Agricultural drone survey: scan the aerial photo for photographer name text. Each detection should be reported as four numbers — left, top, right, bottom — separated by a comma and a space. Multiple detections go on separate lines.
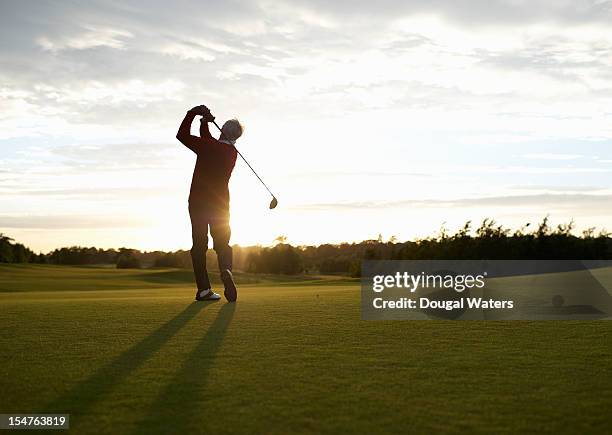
371, 272, 514, 311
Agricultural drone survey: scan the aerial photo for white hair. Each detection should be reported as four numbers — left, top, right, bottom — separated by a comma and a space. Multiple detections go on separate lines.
221, 119, 244, 142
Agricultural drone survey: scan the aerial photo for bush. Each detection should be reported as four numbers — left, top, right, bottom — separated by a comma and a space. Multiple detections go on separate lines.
153, 251, 191, 268
116, 250, 141, 269
247, 244, 303, 274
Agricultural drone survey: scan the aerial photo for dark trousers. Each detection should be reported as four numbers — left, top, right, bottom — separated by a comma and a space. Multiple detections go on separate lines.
189, 203, 233, 290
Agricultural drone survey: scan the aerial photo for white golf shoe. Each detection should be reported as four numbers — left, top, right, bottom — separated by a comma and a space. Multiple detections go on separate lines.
195, 289, 221, 301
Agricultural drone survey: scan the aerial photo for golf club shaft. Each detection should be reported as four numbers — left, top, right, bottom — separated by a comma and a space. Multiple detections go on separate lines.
212, 120, 276, 199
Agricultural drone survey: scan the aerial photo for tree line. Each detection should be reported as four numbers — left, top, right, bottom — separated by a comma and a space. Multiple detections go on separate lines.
1, 218, 611, 275
0, 234, 42, 263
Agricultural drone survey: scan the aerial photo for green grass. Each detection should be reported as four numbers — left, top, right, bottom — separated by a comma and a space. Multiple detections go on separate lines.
0, 264, 353, 292
0, 265, 611, 434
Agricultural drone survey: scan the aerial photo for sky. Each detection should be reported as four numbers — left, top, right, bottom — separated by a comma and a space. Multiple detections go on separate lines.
1, 0, 612, 252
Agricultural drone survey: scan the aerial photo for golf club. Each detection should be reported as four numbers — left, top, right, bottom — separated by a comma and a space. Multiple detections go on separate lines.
211, 119, 278, 210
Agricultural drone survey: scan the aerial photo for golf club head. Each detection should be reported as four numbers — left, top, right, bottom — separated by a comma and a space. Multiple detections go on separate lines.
269, 197, 278, 209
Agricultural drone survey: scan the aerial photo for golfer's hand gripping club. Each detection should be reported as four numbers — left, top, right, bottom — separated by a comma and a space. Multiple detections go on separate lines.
190, 105, 215, 122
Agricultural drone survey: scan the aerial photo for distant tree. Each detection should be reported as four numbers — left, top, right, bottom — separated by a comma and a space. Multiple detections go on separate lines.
0, 234, 34, 263
247, 244, 302, 274
32, 253, 48, 264
0, 234, 15, 263
274, 235, 288, 244
47, 246, 119, 265
116, 248, 141, 269
319, 258, 352, 274
12, 243, 30, 263
348, 260, 361, 277
153, 251, 191, 268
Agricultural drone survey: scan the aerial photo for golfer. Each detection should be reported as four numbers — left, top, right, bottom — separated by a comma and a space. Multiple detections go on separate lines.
176, 105, 243, 302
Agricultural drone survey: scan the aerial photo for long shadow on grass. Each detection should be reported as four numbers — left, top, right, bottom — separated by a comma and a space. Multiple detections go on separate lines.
135, 303, 236, 434
43, 302, 208, 418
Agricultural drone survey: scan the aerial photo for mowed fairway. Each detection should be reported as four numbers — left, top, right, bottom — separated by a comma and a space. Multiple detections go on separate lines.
1, 265, 611, 434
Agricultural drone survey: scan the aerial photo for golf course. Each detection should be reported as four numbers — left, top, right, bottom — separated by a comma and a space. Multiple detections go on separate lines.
1, 264, 611, 434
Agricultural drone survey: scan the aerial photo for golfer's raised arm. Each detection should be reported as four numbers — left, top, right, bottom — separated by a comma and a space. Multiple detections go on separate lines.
200, 117, 213, 140
176, 110, 200, 154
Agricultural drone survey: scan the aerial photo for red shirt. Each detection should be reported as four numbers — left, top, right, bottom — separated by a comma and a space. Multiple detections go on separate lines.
176, 113, 237, 212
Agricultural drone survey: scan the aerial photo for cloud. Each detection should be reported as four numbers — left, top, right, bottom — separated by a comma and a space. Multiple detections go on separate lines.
37, 78, 178, 105
2, 0, 612, 129
36, 26, 133, 52
511, 185, 608, 192
293, 194, 612, 211
1, 1, 612, 249
522, 153, 585, 160
475, 34, 612, 84
0, 186, 180, 200
0, 214, 146, 229
277, 0, 612, 26
291, 170, 434, 179
456, 165, 612, 175
160, 43, 216, 61
384, 33, 437, 52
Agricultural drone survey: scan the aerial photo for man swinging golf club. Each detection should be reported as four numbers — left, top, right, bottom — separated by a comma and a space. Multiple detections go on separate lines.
176, 105, 242, 302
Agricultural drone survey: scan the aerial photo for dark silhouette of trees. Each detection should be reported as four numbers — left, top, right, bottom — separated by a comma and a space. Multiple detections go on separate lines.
152, 250, 191, 268
1, 217, 610, 274
116, 248, 141, 269
394, 217, 610, 262
0, 233, 37, 263
247, 243, 303, 274
48, 246, 119, 265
